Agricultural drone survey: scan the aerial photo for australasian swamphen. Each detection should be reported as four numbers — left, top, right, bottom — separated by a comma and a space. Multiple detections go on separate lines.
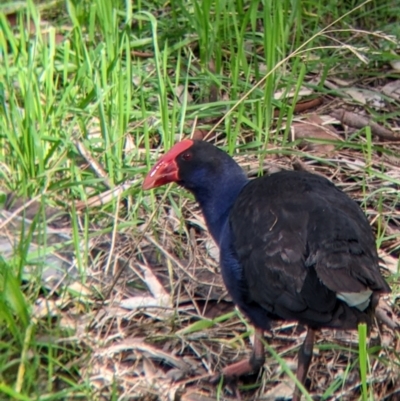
142, 139, 391, 400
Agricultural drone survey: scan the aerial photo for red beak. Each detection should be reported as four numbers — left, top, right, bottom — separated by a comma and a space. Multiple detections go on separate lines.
142, 139, 194, 190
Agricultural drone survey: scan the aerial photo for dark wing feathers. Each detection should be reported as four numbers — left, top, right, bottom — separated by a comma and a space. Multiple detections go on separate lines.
229, 171, 390, 328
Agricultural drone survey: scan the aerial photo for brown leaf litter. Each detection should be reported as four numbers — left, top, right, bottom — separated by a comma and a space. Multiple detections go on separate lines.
291, 113, 342, 154
332, 109, 400, 141
84, 132, 400, 400
2, 53, 400, 400
4, 139, 399, 401
3, 115, 400, 400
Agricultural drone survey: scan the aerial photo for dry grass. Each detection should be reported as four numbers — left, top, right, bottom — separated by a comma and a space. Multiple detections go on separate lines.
1, 1, 400, 400
2, 71, 400, 399
27, 122, 399, 400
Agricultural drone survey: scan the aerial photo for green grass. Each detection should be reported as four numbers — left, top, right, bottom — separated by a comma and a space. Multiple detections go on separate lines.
358, 323, 369, 401
0, 0, 399, 399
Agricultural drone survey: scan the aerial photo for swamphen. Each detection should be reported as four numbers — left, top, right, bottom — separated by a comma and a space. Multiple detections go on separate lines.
142, 139, 391, 400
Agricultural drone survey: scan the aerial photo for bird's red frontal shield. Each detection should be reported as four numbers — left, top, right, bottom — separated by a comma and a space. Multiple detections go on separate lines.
142, 139, 194, 190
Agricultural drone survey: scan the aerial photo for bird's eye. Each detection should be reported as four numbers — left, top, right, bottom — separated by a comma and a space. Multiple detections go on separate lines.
181, 152, 192, 161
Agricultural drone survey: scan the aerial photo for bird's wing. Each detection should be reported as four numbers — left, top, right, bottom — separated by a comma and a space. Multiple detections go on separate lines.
228, 172, 390, 325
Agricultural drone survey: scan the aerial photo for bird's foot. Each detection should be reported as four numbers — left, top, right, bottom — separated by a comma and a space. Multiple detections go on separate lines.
210, 352, 265, 384
210, 359, 255, 384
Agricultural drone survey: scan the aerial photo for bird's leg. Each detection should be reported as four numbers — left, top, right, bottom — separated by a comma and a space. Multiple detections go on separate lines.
210, 327, 265, 383
293, 328, 315, 401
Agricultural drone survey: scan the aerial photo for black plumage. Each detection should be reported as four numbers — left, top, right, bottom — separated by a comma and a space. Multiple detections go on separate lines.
229, 171, 388, 329
143, 139, 391, 400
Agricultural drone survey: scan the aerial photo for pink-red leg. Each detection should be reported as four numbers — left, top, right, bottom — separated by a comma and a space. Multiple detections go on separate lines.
211, 327, 265, 383
293, 328, 315, 401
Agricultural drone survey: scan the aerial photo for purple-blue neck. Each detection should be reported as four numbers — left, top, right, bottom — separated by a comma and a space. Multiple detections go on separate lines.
190, 167, 248, 244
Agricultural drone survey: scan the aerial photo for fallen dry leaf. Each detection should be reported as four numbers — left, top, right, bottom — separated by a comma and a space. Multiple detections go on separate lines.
376, 297, 400, 331
382, 80, 400, 102
343, 88, 385, 109
331, 109, 400, 141
378, 249, 400, 274
104, 338, 193, 372
291, 114, 342, 154
120, 261, 172, 315
274, 86, 314, 100
263, 380, 295, 401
